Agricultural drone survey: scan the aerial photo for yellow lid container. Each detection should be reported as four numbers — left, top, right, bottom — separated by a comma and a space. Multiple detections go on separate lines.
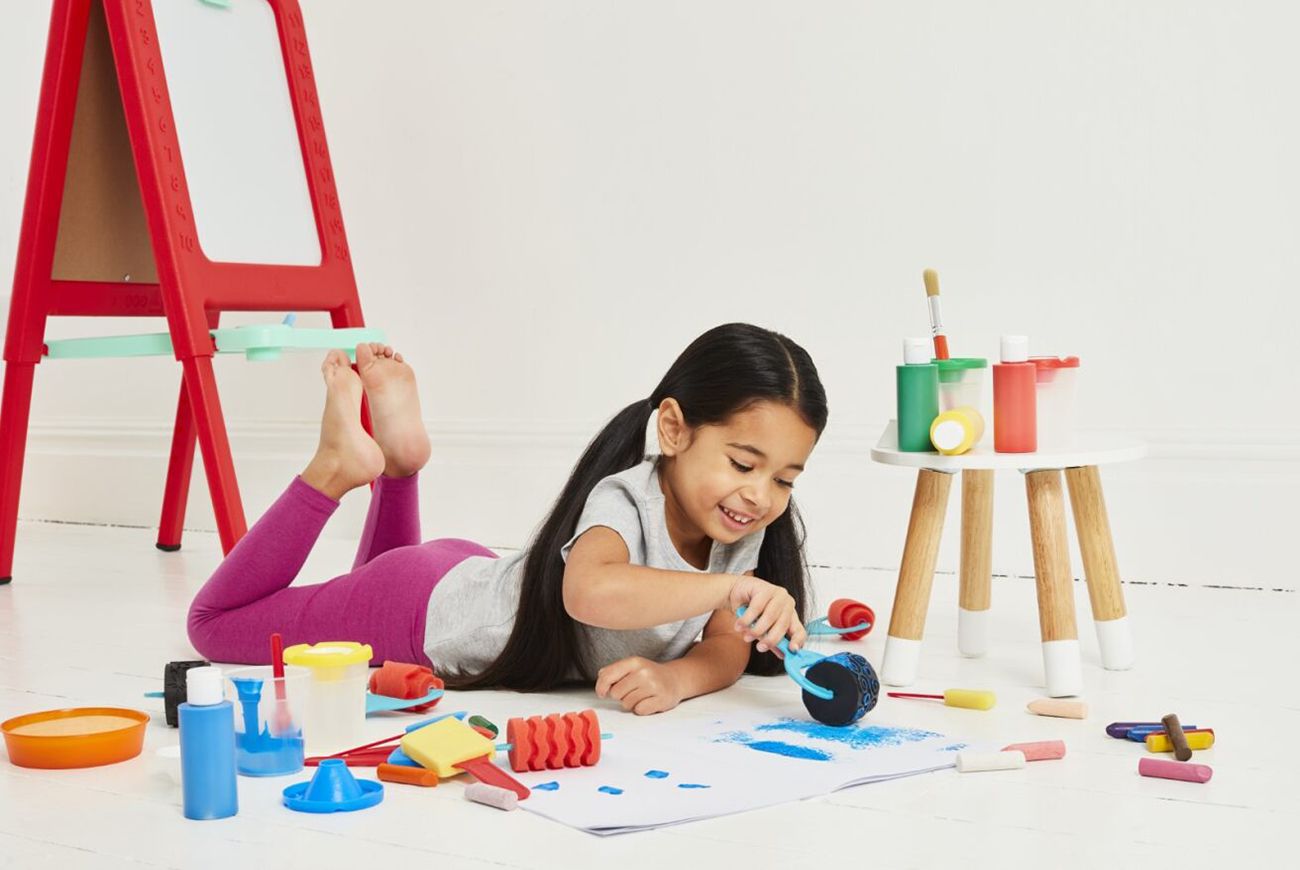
282, 641, 373, 682
930, 406, 986, 455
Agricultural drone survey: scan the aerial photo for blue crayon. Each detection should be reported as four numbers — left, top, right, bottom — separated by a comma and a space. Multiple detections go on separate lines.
1106, 721, 1162, 739
1125, 724, 1196, 742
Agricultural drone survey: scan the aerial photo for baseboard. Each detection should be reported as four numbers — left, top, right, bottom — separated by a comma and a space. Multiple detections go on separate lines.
14, 417, 1298, 590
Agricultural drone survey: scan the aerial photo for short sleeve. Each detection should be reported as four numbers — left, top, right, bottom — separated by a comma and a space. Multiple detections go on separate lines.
560, 477, 646, 564
727, 527, 765, 574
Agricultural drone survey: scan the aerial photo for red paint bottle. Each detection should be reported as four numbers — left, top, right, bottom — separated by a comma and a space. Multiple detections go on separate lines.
993, 335, 1036, 453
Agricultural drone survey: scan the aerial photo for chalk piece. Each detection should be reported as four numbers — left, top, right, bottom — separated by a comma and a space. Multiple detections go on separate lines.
1026, 698, 1088, 719
1146, 730, 1214, 753
377, 763, 438, 787
956, 750, 1026, 773
1001, 740, 1066, 761
1139, 757, 1212, 784
465, 782, 518, 811
1162, 713, 1193, 761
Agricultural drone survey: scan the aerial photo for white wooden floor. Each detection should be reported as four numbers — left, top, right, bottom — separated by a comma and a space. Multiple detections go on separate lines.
1, 520, 1294, 869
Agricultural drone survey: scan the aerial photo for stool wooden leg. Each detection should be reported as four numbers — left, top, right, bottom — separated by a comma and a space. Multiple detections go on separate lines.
958, 469, 994, 657
1025, 469, 1082, 696
882, 469, 953, 686
1066, 465, 1133, 670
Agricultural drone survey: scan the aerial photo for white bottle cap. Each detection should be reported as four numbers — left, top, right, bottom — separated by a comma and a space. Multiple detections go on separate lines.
903, 337, 931, 365
1000, 335, 1029, 363
185, 666, 224, 707
931, 419, 965, 451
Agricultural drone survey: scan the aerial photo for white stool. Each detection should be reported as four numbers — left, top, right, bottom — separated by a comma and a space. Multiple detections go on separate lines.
870, 422, 1146, 697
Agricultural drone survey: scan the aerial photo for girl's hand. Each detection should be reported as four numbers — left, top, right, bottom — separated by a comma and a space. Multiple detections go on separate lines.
595, 656, 684, 715
728, 575, 807, 653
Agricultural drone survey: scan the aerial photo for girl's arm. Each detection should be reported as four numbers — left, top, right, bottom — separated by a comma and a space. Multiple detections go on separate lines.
661, 607, 752, 700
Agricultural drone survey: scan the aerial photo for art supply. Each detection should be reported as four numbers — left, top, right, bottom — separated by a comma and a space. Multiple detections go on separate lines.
178, 667, 238, 820
922, 269, 950, 359
466, 782, 519, 811
805, 598, 875, 641
270, 633, 293, 735
737, 606, 879, 726
1026, 698, 1088, 719
934, 357, 988, 412
282, 758, 384, 813
1106, 721, 1163, 739
897, 338, 940, 452
1029, 356, 1080, 449
377, 763, 438, 787
1147, 730, 1214, 753
505, 710, 602, 772
888, 689, 996, 710
153, 660, 210, 728
224, 666, 307, 776
956, 750, 1026, 772
400, 717, 531, 799
1126, 724, 1198, 742
930, 406, 985, 455
993, 335, 1037, 453
2, 707, 149, 769
1161, 713, 1193, 761
1138, 756, 1212, 784
1001, 740, 1066, 761
282, 641, 372, 754
368, 661, 444, 714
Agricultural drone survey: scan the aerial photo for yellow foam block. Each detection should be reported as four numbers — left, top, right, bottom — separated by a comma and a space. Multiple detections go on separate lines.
943, 689, 996, 710
1146, 731, 1214, 753
400, 717, 495, 777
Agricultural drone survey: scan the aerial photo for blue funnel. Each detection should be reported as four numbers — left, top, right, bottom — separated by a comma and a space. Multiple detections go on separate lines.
282, 759, 383, 813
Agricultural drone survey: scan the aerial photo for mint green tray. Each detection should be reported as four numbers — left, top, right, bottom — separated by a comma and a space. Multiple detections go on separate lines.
43, 325, 387, 363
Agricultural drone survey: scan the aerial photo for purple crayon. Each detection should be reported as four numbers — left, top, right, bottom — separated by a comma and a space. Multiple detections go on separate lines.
1106, 721, 1162, 739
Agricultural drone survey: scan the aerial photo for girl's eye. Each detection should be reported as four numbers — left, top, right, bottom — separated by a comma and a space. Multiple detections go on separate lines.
730, 459, 753, 473
777, 479, 795, 490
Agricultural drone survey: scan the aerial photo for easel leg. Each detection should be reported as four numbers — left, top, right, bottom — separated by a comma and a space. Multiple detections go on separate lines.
1025, 469, 1082, 696
181, 355, 247, 554
0, 362, 38, 584
882, 469, 953, 686
1066, 465, 1133, 670
156, 376, 194, 551
958, 469, 994, 657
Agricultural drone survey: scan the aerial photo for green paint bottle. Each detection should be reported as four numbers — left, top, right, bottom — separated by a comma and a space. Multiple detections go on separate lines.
897, 338, 939, 452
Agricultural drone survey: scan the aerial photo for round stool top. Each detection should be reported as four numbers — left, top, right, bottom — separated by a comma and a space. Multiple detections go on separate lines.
871, 420, 1147, 472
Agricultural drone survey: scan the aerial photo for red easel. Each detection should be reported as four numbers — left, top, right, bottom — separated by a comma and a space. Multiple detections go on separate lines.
1, 0, 367, 583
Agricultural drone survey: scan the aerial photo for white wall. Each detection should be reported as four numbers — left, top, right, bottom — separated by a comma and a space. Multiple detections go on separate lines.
2, 2, 1297, 589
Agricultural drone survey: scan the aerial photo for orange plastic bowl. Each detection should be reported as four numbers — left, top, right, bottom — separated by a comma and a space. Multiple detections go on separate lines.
2, 707, 149, 769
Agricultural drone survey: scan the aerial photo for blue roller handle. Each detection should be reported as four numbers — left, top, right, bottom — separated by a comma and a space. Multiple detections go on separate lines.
735, 607, 834, 701
805, 616, 872, 636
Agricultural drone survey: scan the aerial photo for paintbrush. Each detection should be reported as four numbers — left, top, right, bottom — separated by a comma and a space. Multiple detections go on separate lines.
923, 268, 950, 360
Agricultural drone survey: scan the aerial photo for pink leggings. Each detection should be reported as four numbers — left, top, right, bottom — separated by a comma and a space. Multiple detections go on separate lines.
187, 473, 494, 665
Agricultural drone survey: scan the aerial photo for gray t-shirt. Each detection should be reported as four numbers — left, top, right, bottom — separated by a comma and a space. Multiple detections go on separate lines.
422, 458, 765, 679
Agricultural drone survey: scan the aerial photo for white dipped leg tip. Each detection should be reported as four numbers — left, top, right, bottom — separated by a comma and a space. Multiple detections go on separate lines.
1041, 639, 1083, 697
958, 607, 990, 658
882, 636, 922, 686
1094, 616, 1134, 670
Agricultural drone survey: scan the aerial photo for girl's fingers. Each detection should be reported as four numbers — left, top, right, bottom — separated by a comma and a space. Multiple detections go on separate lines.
789, 620, 808, 652
762, 613, 792, 650
633, 696, 666, 716
595, 659, 639, 697
620, 687, 651, 711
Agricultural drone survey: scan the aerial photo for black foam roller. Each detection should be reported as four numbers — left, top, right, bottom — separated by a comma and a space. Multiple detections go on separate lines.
801, 652, 880, 726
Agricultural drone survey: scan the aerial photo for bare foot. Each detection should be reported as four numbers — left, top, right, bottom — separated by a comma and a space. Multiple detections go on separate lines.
355, 342, 431, 478
300, 350, 385, 500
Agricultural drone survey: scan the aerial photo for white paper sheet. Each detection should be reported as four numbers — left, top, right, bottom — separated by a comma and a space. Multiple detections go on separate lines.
516, 702, 976, 835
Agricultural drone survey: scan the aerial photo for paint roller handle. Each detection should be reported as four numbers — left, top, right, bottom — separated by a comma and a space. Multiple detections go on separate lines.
735, 607, 834, 701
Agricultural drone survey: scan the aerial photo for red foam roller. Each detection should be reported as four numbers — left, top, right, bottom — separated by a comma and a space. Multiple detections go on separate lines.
581, 709, 601, 766
367, 661, 443, 712
828, 598, 875, 641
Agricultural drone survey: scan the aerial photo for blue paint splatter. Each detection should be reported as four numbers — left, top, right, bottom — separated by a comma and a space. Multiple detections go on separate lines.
644, 770, 669, 779
743, 740, 833, 761
678, 783, 711, 789
752, 718, 941, 749
598, 786, 624, 795
941, 743, 968, 752
534, 781, 560, 791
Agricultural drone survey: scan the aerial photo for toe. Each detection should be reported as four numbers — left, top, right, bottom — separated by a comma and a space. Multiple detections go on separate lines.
355, 342, 375, 369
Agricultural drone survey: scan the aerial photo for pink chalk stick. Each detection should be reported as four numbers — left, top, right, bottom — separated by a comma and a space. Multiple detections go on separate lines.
1138, 757, 1213, 784
1001, 740, 1066, 761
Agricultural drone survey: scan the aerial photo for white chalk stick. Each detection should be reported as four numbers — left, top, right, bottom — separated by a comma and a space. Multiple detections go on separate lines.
956, 750, 1026, 773
465, 782, 518, 811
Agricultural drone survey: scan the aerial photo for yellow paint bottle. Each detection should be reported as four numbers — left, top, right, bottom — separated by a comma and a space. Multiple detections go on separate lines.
930, 406, 985, 455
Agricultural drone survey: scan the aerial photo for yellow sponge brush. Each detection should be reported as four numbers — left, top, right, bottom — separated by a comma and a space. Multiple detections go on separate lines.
401, 716, 495, 778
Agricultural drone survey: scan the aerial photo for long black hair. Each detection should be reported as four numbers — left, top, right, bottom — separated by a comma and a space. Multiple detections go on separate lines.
445, 323, 829, 690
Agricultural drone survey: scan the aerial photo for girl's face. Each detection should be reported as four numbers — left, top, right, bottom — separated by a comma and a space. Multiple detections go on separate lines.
656, 399, 819, 549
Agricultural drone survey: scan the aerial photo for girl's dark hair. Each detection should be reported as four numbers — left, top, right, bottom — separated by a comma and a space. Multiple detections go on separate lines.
445, 323, 829, 691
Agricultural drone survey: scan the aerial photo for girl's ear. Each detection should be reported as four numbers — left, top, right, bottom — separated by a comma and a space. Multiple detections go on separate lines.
655, 398, 691, 457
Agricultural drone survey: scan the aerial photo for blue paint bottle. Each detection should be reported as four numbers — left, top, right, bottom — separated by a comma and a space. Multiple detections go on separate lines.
179, 666, 238, 820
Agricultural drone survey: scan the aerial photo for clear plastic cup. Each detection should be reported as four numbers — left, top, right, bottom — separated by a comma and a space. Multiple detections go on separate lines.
223, 664, 309, 776
1030, 356, 1080, 450
934, 358, 988, 414
281, 642, 373, 755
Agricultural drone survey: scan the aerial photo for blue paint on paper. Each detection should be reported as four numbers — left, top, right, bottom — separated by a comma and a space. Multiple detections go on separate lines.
752, 718, 941, 749
678, 783, 711, 789
743, 740, 833, 761
644, 770, 669, 779
598, 786, 624, 795
941, 743, 968, 752
534, 781, 560, 791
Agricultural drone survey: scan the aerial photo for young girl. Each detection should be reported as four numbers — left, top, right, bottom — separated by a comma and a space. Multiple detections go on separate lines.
188, 323, 828, 715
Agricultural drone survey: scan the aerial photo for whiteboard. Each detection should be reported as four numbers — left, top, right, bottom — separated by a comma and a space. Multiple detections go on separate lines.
151, 0, 321, 265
